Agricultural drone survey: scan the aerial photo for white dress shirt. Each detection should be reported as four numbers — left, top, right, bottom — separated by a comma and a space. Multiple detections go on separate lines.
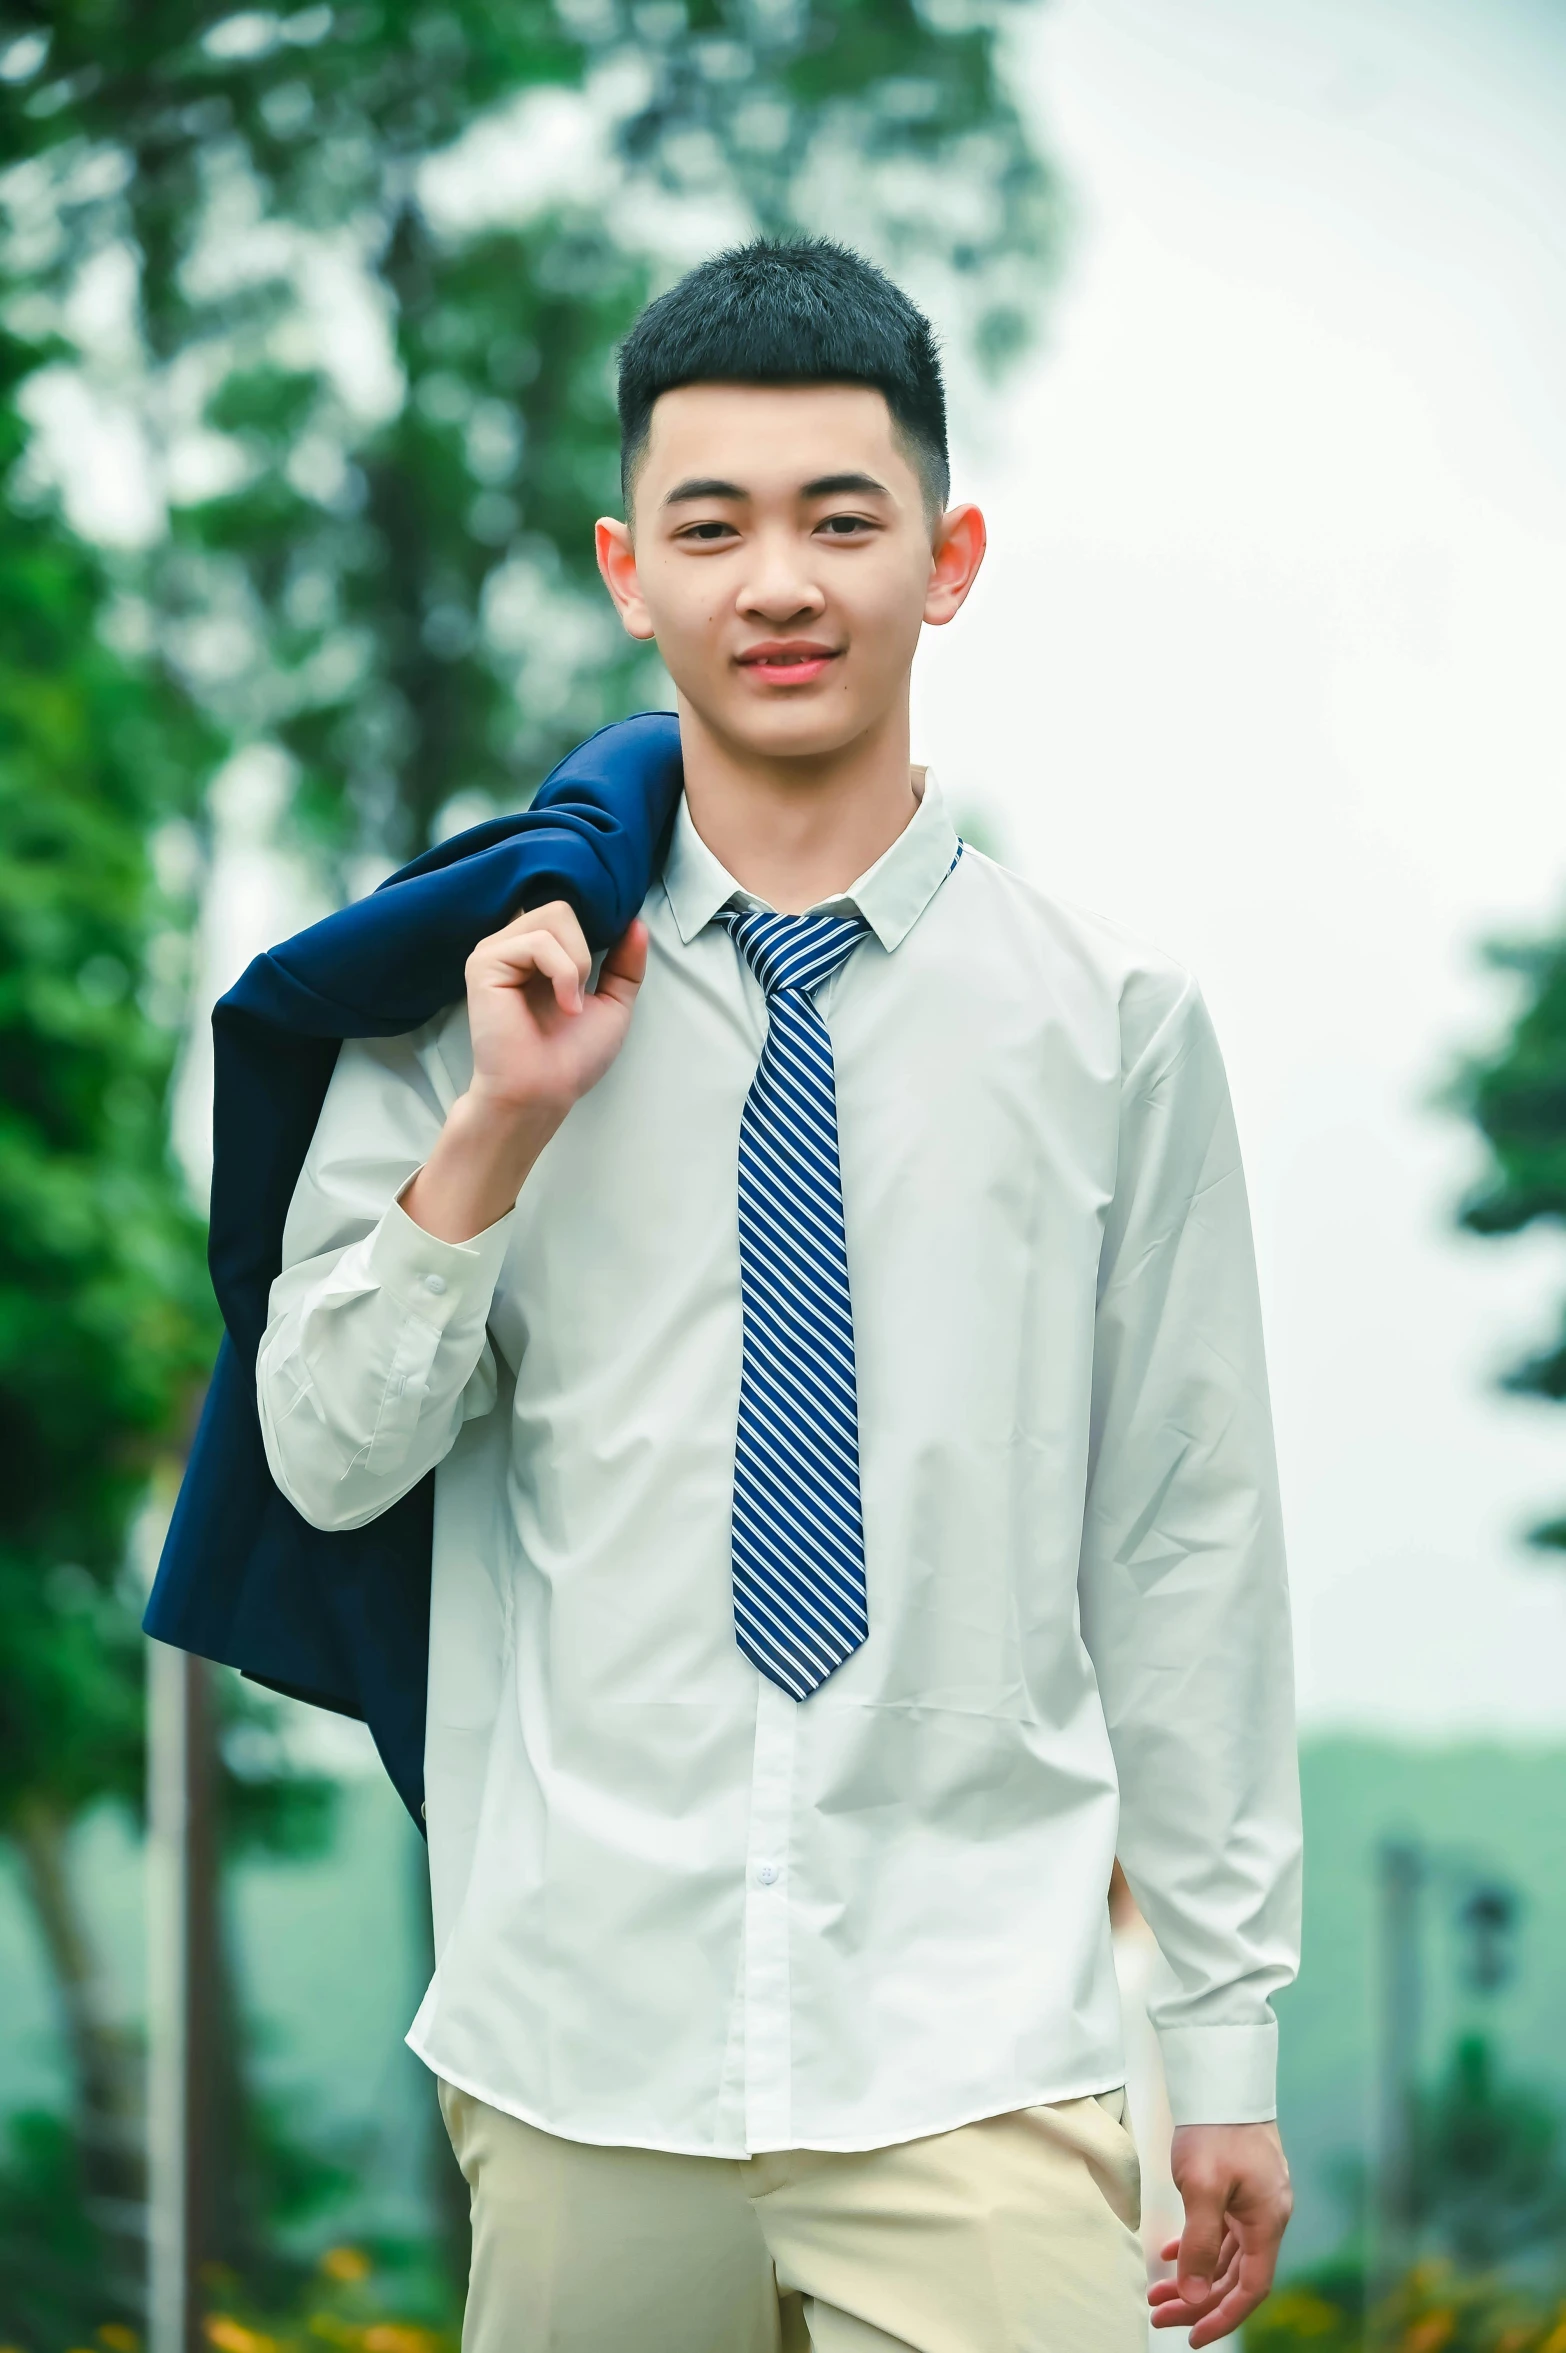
258, 774, 1301, 2156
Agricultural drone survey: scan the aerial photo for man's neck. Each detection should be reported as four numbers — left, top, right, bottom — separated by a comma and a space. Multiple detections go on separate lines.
677, 696, 920, 914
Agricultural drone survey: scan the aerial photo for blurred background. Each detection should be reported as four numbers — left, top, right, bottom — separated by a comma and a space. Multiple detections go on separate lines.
1, 2, 1563, 2349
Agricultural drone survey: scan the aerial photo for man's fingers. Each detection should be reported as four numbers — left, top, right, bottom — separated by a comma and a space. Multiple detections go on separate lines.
1154, 2223, 1277, 2345
491, 898, 591, 982
594, 918, 649, 1011
1186, 2243, 1276, 2349
1151, 2239, 1240, 2305
1151, 2272, 1240, 2335
1150, 2236, 1238, 2311
1175, 2175, 1229, 2307
480, 928, 583, 1012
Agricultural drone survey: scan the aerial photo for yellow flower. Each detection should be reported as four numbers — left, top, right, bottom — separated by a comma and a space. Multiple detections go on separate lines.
319, 2247, 373, 2285
361, 2330, 439, 2353
99, 2330, 142, 2353
1404, 2315, 1456, 2353
204, 2319, 280, 2353
1538, 2320, 1566, 2353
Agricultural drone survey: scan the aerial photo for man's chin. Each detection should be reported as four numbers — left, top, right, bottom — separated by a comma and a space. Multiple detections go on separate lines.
685, 696, 872, 768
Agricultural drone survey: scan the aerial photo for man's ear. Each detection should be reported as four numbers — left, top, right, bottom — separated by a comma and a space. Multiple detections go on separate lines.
595, 517, 656, 642
923, 503, 987, 628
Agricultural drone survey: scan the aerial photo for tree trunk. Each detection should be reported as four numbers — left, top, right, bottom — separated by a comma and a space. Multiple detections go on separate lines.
10, 1793, 146, 2315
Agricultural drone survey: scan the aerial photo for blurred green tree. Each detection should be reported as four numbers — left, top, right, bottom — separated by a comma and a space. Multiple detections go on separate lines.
1456, 931, 1566, 1555
0, 312, 218, 2311
0, 2110, 107, 2352
1415, 2032, 1566, 2272
0, 0, 1060, 867
0, 316, 339, 2323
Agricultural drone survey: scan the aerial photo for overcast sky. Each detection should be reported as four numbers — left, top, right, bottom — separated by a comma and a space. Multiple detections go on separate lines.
915, 0, 1566, 1733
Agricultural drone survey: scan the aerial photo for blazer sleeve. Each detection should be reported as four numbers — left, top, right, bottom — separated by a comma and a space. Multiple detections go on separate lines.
256, 1007, 513, 1533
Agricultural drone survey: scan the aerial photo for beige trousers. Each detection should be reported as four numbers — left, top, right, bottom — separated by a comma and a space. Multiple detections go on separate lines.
439, 2081, 1146, 2353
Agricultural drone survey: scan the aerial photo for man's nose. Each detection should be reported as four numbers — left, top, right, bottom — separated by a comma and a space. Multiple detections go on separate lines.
736, 539, 826, 623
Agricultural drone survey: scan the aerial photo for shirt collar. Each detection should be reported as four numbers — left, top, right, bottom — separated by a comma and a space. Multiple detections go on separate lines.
661, 769, 961, 954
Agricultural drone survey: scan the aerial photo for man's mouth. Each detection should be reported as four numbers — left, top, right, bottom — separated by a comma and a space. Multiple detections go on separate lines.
735, 641, 842, 686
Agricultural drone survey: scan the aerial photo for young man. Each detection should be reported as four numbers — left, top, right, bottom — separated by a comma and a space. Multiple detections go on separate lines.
257, 241, 1300, 2351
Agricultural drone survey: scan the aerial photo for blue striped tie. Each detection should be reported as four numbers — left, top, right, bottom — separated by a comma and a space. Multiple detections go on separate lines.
719, 906, 871, 1699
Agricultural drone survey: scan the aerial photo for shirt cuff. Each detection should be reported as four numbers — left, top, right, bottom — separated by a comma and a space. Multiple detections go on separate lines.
1156, 2022, 1278, 2126
366, 1192, 513, 1327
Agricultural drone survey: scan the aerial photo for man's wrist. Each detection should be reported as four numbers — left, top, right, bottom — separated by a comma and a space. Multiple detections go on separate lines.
404, 1087, 565, 1242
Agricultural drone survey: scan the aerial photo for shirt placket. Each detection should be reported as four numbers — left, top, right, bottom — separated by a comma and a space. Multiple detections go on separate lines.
740, 1676, 798, 2151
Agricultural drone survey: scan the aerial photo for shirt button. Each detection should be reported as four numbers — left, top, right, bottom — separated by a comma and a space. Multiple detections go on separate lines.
422, 1273, 447, 1297
755, 1862, 779, 1887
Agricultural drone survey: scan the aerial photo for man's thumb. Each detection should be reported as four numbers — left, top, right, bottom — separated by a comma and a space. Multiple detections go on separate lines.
1176, 2185, 1226, 2303
595, 917, 649, 1007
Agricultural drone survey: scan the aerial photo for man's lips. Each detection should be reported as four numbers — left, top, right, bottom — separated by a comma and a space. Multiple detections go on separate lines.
735, 642, 842, 686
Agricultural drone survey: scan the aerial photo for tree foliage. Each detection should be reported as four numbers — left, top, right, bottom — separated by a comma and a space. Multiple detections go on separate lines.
0, 0, 1060, 865
0, 2109, 108, 2353
0, 315, 216, 1827
0, 306, 214, 2314
0, 307, 339, 2322
1455, 930, 1566, 1553
1414, 2032, 1566, 2273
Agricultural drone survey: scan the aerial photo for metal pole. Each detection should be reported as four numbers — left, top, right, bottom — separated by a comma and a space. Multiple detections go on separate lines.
147, 1640, 187, 2353
147, 1644, 217, 2353
1371, 1838, 1424, 2340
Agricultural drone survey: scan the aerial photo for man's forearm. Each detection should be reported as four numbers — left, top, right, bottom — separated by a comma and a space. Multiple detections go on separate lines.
402, 1089, 564, 1244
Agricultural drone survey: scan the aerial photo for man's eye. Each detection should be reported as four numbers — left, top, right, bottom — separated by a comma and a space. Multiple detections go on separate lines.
679, 521, 735, 542
818, 514, 874, 537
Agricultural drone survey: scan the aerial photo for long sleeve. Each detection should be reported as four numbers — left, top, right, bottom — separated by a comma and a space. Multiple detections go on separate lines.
1078, 972, 1302, 2127
257, 1012, 512, 1533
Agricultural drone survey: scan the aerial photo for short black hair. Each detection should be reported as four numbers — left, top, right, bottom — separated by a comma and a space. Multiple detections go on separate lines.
617, 237, 949, 516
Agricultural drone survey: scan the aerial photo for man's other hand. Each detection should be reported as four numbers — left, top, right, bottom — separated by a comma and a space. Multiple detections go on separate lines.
1148, 2121, 1292, 2346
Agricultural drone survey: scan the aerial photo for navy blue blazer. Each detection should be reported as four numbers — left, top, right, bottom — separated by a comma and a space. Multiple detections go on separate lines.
144, 713, 684, 1825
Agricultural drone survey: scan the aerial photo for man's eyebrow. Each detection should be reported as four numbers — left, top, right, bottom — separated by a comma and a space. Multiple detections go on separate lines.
663, 476, 747, 506
801, 472, 892, 499
660, 470, 894, 507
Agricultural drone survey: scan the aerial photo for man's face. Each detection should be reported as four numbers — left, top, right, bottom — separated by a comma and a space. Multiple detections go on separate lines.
595, 382, 983, 765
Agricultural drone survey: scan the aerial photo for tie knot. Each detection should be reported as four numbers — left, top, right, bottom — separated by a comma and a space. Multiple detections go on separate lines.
719, 907, 870, 1001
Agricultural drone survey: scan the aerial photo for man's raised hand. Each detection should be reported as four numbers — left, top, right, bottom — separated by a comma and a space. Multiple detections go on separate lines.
465, 901, 648, 1117
403, 902, 648, 1245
